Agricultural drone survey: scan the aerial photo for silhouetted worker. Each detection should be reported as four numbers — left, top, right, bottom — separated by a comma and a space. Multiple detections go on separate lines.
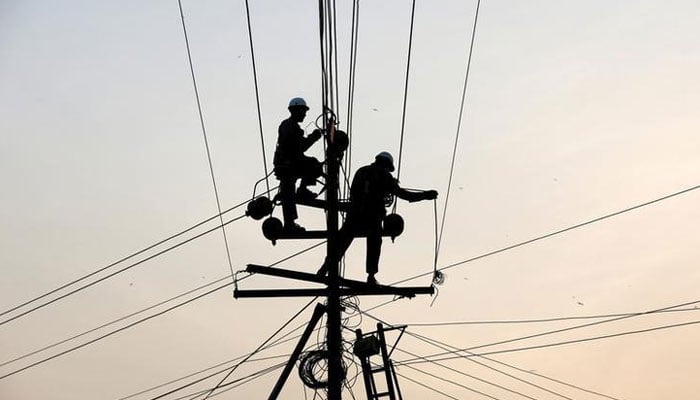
318, 152, 438, 284
273, 97, 324, 232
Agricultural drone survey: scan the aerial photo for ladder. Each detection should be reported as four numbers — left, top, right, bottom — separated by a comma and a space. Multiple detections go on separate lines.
354, 324, 405, 400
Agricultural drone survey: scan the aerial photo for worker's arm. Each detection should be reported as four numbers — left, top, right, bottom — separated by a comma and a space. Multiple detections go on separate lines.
301, 129, 323, 152
395, 187, 438, 203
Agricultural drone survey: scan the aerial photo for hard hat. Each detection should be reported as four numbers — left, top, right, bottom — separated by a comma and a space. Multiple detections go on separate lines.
288, 97, 309, 110
375, 151, 395, 172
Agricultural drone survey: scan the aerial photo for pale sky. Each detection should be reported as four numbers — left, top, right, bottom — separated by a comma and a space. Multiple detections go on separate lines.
1, 1, 700, 399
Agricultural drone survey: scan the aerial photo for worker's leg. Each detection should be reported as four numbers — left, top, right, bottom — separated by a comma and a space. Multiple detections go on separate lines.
365, 218, 383, 282
278, 176, 298, 227
318, 217, 356, 276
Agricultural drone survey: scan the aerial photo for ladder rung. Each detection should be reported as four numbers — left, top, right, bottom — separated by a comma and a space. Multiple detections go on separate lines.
373, 392, 391, 398
371, 366, 386, 373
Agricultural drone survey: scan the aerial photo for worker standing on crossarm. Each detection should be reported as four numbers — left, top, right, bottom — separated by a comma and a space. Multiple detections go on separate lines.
273, 97, 324, 232
318, 152, 438, 284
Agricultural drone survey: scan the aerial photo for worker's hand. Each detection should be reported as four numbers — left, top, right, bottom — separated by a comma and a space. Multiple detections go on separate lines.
309, 128, 323, 141
423, 190, 438, 200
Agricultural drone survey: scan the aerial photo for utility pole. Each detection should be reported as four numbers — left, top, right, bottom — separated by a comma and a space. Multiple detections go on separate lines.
237, 119, 433, 399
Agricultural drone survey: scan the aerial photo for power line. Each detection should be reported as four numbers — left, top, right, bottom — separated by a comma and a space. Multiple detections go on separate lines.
177, 0, 236, 281
394, 0, 417, 186
398, 318, 700, 365
406, 331, 577, 400
394, 182, 700, 285
0, 214, 246, 327
403, 307, 700, 327
0, 281, 234, 381
361, 310, 575, 400
436, 0, 481, 265
152, 298, 318, 400
400, 364, 504, 400
243, 0, 271, 196
0, 197, 251, 321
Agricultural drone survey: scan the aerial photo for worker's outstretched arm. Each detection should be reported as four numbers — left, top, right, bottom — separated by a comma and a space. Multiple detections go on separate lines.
396, 188, 438, 203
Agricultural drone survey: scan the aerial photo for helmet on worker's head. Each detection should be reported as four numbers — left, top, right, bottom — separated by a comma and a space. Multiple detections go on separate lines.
375, 151, 395, 172
288, 97, 309, 110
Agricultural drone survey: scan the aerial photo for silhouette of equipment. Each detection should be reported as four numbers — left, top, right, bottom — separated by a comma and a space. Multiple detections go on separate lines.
233, 265, 433, 298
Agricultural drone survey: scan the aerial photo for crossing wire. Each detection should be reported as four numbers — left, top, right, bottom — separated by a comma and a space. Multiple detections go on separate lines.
394, 0, 417, 188
187, 298, 318, 400
0, 195, 254, 322
399, 318, 700, 366
0, 280, 234, 381
436, 0, 481, 265
177, 0, 236, 280
400, 364, 503, 400
361, 310, 576, 400
0, 214, 246, 327
1, 241, 325, 380
398, 298, 700, 364
244, 0, 271, 195
394, 182, 700, 286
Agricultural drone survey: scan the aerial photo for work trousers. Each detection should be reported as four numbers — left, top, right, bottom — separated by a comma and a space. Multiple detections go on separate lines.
275, 156, 321, 224
332, 213, 383, 275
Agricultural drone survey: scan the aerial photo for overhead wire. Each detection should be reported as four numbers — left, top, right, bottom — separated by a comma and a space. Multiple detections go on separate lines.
0, 214, 246, 327
0, 195, 255, 322
397, 299, 700, 364
195, 298, 319, 400
435, 0, 481, 265
360, 310, 575, 400
393, 0, 417, 190
399, 364, 503, 400
177, 0, 236, 281
2, 241, 325, 382
243, 0, 271, 196
406, 331, 577, 400
393, 182, 700, 286
403, 306, 700, 327
399, 318, 700, 365
0, 280, 234, 381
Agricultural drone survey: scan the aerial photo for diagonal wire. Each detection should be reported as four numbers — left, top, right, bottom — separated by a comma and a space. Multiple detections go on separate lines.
394, 182, 700, 285
0, 281, 234, 381
0, 214, 246, 327
435, 0, 481, 264
0, 196, 252, 321
177, 0, 236, 281
394, 0, 417, 187
243, 0, 271, 195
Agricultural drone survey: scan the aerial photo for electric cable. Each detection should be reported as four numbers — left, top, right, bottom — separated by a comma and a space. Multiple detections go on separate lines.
0, 280, 234, 381
400, 299, 700, 363
177, 0, 236, 281
403, 307, 700, 327
399, 318, 700, 365
394, 346, 536, 400
393, 182, 700, 286
393, 0, 417, 188
0, 196, 253, 321
360, 310, 574, 400
395, 370, 460, 400
0, 214, 246, 327
406, 331, 576, 400
400, 364, 503, 400
243, 0, 271, 196
2, 241, 324, 383
195, 298, 319, 400
435, 0, 481, 265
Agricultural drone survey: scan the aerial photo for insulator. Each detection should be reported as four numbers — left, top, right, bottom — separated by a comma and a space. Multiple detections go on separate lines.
330, 130, 349, 154
383, 213, 404, 241
261, 217, 283, 243
433, 271, 446, 285
246, 197, 273, 220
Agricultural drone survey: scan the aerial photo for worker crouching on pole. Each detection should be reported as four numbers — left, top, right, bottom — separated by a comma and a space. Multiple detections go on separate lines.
273, 97, 324, 232
318, 152, 438, 284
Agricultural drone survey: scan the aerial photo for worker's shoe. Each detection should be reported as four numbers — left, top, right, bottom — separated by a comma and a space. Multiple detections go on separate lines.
296, 187, 318, 202
283, 223, 306, 233
366, 275, 379, 286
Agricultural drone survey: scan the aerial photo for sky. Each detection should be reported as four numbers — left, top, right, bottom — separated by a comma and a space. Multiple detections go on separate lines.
1, 0, 700, 399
